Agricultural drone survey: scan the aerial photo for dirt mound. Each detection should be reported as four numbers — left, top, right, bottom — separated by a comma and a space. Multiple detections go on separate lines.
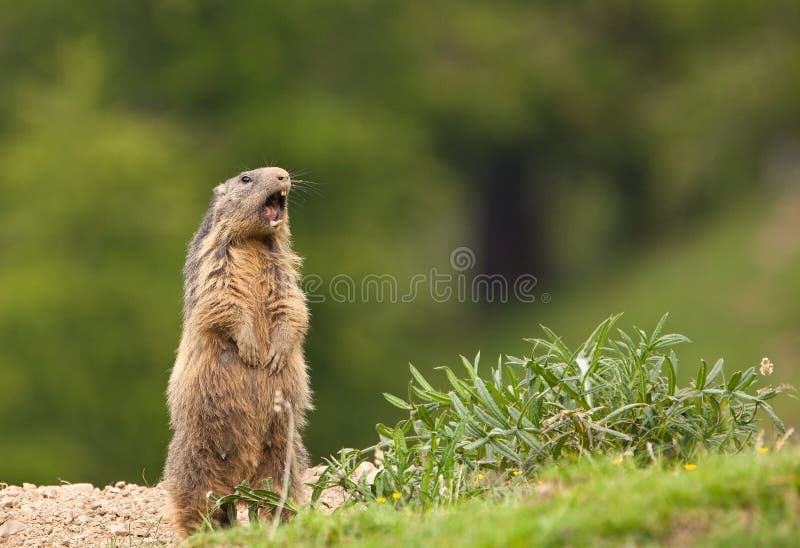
0, 465, 353, 546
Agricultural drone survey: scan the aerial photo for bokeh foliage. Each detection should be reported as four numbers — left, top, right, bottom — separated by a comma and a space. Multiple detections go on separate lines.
1, 1, 799, 484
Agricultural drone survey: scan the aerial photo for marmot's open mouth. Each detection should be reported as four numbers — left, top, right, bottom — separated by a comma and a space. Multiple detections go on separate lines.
261, 190, 287, 228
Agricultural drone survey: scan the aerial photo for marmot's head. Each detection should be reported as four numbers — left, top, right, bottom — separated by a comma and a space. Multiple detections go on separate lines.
211, 166, 292, 240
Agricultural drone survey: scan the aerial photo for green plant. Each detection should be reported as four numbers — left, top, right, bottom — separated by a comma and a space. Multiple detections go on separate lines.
311, 314, 789, 508
207, 479, 299, 527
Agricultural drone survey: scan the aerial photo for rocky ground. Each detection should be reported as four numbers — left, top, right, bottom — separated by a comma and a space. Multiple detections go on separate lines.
0, 465, 352, 547
0, 481, 174, 547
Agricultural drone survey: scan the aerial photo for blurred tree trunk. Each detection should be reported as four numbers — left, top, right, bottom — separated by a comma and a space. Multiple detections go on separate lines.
478, 148, 548, 282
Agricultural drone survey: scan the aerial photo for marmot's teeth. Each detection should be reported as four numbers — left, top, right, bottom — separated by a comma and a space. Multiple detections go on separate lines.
280, 190, 288, 197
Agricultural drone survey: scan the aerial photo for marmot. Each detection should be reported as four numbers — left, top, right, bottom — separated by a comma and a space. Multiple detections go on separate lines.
163, 166, 311, 537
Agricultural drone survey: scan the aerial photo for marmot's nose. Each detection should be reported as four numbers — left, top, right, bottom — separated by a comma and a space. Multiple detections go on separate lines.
275, 169, 292, 196
260, 166, 291, 186
274, 168, 290, 182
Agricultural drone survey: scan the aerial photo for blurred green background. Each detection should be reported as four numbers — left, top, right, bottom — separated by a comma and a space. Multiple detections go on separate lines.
1, 1, 799, 485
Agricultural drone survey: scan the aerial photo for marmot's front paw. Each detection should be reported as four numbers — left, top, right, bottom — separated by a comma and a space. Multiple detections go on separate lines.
263, 327, 292, 375
233, 330, 263, 368
238, 343, 262, 368
263, 345, 287, 375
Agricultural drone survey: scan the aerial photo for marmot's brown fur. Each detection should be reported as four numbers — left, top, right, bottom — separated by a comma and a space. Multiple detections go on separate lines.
163, 166, 311, 537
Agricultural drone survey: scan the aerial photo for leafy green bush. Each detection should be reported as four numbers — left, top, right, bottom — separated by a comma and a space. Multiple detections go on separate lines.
311, 315, 789, 508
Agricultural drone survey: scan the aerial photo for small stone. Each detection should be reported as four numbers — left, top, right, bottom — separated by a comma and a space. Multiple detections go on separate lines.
76, 515, 89, 525
22, 483, 36, 490
115, 481, 126, 489
109, 523, 130, 537
353, 461, 379, 484
107, 487, 121, 494
63, 483, 94, 493
0, 519, 28, 537
1, 497, 15, 508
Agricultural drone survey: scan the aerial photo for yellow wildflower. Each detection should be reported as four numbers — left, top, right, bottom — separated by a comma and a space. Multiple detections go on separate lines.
759, 447, 769, 454
611, 457, 623, 465
683, 464, 697, 471
512, 470, 522, 476
376, 497, 387, 504
392, 492, 402, 500
477, 473, 485, 480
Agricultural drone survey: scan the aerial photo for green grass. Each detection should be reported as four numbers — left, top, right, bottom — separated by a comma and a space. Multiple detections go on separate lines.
189, 446, 799, 547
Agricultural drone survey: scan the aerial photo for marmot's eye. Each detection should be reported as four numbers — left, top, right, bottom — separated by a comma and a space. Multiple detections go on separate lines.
240, 175, 252, 183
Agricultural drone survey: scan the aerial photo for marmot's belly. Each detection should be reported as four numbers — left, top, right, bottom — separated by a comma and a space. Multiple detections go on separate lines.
170, 334, 307, 467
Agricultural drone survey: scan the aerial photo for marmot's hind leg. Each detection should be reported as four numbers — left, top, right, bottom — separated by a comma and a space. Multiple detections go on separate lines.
164, 440, 234, 537
166, 481, 211, 537
166, 477, 237, 536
